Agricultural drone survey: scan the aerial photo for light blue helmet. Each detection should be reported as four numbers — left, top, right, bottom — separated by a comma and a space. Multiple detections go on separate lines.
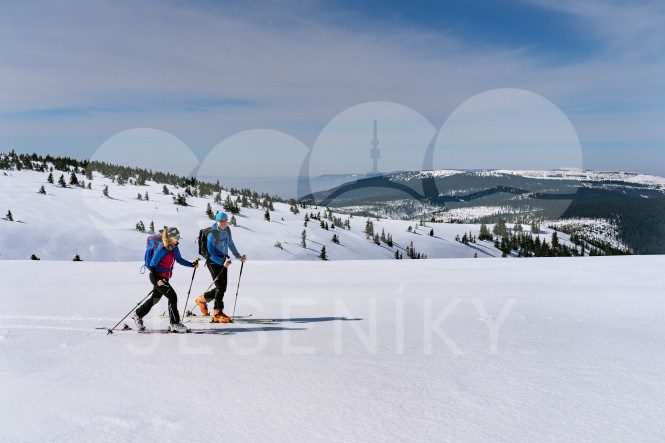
216, 212, 229, 221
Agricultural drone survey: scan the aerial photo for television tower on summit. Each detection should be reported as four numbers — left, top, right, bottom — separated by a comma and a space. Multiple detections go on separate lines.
368, 120, 380, 177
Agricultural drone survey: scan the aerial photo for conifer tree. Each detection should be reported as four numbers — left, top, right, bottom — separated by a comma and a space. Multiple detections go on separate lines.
206, 203, 214, 219
551, 231, 560, 251
69, 172, 79, 186
178, 194, 188, 205
301, 229, 307, 248
58, 174, 66, 187
6, 210, 13, 221
137, 193, 143, 200
224, 194, 240, 214
493, 218, 508, 237
264, 209, 271, 221
500, 237, 509, 257
39, 185, 46, 194
365, 219, 374, 238
319, 246, 327, 261
332, 234, 340, 244
31, 254, 40, 260
87, 182, 91, 190
479, 223, 492, 241
531, 220, 540, 234
231, 215, 238, 227
47, 172, 54, 184
144, 191, 149, 201
103, 185, 109, 197
163, 185, 170, 195
149, 220, 155, 234
407, 241, 415, 259
73, 254, 83, 261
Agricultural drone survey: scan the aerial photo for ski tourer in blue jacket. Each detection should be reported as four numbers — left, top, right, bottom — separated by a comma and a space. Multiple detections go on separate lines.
196, 212, 246, 323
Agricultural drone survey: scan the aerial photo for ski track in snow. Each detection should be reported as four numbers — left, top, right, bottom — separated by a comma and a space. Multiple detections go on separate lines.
2, 258, 665, 442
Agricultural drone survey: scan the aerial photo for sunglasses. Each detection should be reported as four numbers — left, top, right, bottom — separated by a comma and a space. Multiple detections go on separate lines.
173, 236, 180, 240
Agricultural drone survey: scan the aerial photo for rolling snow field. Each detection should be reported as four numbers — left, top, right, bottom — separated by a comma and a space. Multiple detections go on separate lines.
2, 256, 665, 442
0, 167, 582, 262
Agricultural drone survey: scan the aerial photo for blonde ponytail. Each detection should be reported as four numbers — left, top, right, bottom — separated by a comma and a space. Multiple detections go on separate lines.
162, 228, 174, 250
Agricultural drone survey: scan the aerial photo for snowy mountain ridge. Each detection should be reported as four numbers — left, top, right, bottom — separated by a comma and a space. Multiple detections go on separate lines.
398, 169, 665, 187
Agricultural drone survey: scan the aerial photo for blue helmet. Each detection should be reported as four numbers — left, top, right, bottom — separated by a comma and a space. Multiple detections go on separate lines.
216, 212, 229, 221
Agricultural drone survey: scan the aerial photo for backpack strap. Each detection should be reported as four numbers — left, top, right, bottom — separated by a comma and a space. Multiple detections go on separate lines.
209, 228, 222, 248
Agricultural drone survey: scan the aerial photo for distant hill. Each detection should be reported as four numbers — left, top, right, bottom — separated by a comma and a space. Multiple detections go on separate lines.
0, 151, 631, 260
300, 169, 665, 254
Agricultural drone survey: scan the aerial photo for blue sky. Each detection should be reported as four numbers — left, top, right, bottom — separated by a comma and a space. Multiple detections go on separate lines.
324, 0, 597, 60
1, 0, 664, 177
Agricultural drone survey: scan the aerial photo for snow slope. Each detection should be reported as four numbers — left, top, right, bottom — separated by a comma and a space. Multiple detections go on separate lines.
2, 256, 665, 441
1, 168, 577, 262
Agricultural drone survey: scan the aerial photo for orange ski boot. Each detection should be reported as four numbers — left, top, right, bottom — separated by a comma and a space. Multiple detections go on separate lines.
212, 309, 231, 323
196, 295, 209, 316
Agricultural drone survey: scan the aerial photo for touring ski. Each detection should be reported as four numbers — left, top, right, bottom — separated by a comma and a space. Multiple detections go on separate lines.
100, 324, 232, 335
160, 313, 253, 319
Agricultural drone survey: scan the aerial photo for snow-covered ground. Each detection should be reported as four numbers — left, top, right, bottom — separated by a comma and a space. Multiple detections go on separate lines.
1, 167, 578, 262
1, 256, 664, 441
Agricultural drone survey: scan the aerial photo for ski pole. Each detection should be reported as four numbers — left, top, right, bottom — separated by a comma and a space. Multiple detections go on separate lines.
231, 260, 245, 319
107, 289, 154, 335
181, 259, 200, 319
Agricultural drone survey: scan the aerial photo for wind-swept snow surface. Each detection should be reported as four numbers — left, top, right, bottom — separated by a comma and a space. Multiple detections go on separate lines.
1, 256, 665, 441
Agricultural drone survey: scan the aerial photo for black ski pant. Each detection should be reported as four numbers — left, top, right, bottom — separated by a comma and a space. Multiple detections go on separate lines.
202, 259, 228, 313
136, 273, 181, 324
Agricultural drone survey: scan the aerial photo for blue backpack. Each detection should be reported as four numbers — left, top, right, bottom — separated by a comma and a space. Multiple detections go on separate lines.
141, 234, 163, 273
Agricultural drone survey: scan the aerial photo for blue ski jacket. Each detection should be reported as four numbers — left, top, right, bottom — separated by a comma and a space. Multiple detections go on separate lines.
207, 222, 240, 265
